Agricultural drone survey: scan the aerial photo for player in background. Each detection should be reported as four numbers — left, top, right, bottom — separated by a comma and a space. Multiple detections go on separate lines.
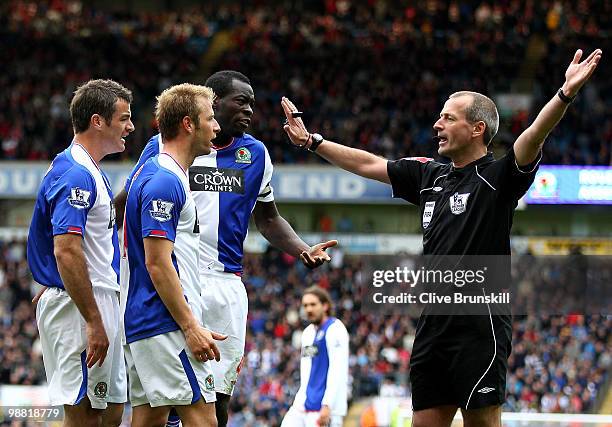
282, 49, 602, 427
122, 84, 226, 427
282, 286, 349, 427
27, 79, 134, 427
115, 70, 337, 426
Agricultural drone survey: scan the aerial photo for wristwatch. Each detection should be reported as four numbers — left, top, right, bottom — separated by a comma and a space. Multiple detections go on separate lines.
308, 133, 324, 152
557, 88, 575, 104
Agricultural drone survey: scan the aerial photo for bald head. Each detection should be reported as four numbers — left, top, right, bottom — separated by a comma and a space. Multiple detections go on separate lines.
449, 91, 499, 145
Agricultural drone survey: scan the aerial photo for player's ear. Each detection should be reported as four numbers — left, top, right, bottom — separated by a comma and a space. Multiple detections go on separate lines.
182, 116, 192, 133
213, 93, 225, 111
90, 114, 103, 130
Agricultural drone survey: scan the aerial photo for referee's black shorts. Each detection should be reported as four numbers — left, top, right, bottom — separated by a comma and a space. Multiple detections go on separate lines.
409, 313, 512, 411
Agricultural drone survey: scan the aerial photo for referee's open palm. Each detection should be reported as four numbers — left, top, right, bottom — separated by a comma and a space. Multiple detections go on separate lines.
564, 48, 602, 96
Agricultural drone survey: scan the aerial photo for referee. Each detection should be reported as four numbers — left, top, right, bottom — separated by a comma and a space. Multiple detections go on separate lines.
281, 48, 601, 427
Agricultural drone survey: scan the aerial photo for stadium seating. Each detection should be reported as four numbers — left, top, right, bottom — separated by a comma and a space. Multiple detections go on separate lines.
1, 0, 609, 165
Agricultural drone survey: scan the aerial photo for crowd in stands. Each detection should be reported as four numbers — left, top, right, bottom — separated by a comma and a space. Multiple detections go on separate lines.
1, 238, 609, 425
0, 0, 609, 165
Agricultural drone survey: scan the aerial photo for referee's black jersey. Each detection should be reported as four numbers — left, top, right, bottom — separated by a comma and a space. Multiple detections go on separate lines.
387, 148, 541, 256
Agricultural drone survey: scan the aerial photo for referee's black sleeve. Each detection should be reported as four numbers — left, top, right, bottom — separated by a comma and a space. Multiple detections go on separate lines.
498, 146, 542, 201
387, 158, 430, 205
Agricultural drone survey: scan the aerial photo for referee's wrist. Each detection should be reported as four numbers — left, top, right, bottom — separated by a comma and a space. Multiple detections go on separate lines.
558, 86, 576, 104
308, 133, 324, 152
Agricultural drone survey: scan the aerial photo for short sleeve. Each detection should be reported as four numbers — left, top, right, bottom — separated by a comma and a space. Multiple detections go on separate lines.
125, 134, 162, 193
48, 168, 98, 237
386, 157, 433, 205
498, 147, 542, 201
257, 145, 274, 202
139, 172, 186, 242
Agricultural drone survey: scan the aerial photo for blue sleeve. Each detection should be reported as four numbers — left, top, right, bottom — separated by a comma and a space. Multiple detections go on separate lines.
139, 172, 185, 242
125, 135, 161, 193
48, 168, 98, 236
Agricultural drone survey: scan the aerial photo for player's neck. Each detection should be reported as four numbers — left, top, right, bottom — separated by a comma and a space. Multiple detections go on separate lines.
72, 135, 103, 164
161, 143, 193, 174
212, 133, 234, 149
314, 315, 329, 328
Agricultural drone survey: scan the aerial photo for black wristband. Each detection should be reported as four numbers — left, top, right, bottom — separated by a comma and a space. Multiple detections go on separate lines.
557, 88, 575, 104
308, 133, 324, 152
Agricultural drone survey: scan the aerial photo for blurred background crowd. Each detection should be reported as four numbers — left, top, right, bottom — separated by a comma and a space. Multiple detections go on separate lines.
1, 238, 609, 425
0, 0, 610, 165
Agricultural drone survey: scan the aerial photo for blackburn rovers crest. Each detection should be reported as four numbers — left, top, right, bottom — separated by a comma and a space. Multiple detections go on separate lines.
235, 147, 252, 164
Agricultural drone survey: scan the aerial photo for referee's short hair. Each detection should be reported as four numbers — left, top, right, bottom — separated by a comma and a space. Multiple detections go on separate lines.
450, 91, 499, 145
155, 83, 215, 140
303, 286, 334, 317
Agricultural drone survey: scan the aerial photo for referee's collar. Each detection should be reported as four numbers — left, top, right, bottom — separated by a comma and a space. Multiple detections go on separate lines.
451, 152, 494, 173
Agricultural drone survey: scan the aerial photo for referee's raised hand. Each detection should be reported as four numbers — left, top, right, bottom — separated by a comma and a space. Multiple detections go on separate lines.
281, 97, 311, 148
562, 48, 602, 98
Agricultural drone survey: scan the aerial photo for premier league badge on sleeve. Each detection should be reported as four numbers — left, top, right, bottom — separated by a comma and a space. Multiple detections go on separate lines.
449, 192, 470, 215
68, 187, 91, 209
149, 199, 174, 222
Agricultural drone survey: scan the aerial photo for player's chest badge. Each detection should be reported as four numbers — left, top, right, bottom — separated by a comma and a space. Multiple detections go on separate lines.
449, 192, 470, 215
235, 147, 251, 164
422, 201, 436, 229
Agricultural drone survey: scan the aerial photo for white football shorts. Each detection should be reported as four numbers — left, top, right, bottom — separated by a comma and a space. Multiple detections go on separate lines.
125, 329, 216, 407
36, 286, 127, 409
200, 270, 247, 395
281, 406, 343, 427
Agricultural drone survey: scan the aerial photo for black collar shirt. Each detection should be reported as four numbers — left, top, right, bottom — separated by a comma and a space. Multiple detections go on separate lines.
387, 148, 541, 256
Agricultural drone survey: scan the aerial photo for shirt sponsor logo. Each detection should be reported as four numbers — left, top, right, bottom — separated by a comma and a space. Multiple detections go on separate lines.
189, 167, 245, 194
302, 345, 319, 358
68, 187, 91, 209
423, 201, 435, 229
149, 199, 174, 222
450, 192, 470, 215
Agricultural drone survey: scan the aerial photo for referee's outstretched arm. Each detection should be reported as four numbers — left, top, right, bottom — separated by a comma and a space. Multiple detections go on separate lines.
281, 97, 391, 184
514, 48, 602, 166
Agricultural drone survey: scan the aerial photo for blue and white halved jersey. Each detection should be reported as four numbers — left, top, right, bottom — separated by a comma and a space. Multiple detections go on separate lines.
126, 133, 274, 274
293, 317, 350, 416
121, 153, 201, 344
27, 143, 119, 291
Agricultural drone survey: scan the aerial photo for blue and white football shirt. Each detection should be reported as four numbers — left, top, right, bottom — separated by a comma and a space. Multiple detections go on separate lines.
27, 143, 119, 291
125, 133, 274, 274
121, 153, 201, 344
292, 317, 349, 416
